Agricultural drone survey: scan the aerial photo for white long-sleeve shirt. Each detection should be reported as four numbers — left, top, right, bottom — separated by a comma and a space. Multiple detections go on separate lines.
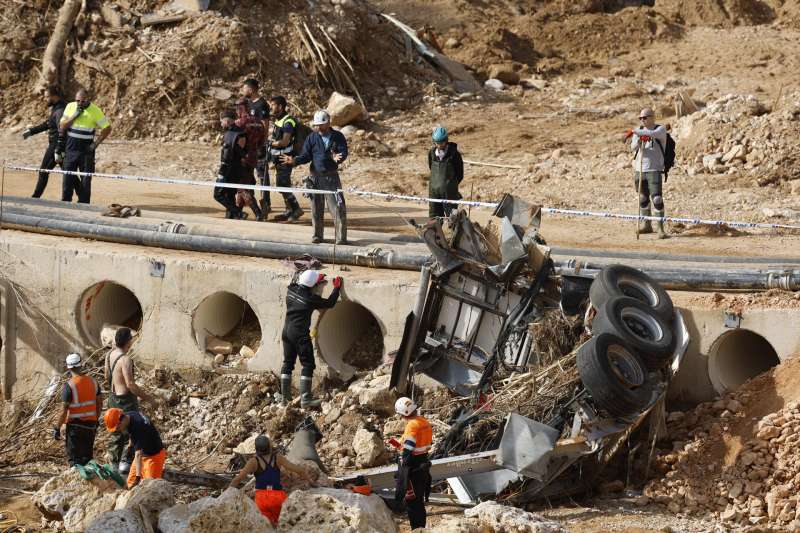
630, 124, 667, 172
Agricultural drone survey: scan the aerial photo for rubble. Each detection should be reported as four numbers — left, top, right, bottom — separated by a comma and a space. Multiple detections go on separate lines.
158, 487, 274, 533
351, 427, 386, 468
464, 501, 566, 533
86, 509, 146, 533
32, 468, 123, 532
115, 478, 175, 524
278, 487, 397, 533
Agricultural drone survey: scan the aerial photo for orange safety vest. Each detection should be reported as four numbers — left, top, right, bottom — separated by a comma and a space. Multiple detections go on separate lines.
67, 374, 98, 422
402, 416, 432, 456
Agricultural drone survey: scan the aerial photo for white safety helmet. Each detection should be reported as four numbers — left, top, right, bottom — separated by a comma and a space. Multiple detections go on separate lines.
311, 110, 331, 126
395, 397, 417, 417
65, 353, 82, 369
298, 270, 325, 288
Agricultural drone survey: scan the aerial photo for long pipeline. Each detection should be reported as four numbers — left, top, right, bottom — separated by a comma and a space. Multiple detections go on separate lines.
1, 207, 799, 290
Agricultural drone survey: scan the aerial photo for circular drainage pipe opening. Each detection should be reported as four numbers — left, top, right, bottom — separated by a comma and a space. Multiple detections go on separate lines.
192, 292, 262, 357
79, 281, 143, 347
708, 329, 779, 394
317, 301, 384, 379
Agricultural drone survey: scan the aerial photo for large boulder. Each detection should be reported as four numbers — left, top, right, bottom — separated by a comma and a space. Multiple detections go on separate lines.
352, 428, 386, 468
115, 478, 175, 524
32, 467, 123, 532
86, 509, 147, 533
278, 487, 397, 533
349, 374, 395, 415
158, 487, 274, 533
463, 501, 565, 533
325, 92, 366, 127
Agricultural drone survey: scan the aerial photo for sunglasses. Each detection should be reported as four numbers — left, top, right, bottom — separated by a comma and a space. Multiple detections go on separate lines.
639, 116, 651, 120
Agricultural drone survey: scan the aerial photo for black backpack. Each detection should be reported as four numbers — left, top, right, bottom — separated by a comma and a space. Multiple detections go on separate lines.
654, 125, 676, 180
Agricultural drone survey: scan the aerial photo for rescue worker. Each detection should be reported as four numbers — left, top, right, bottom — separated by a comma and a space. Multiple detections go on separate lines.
394, 396, 432, 530
53, 353, 102, 466
280, 270, 342, 408
240, 78, 271, 216
105, 327, 158, 474
268, 96, 303, 223
214, 109, 247, 219
427, 126, 464, 218
281, 110, 348, 245
22, 85, 66, 198
229, 434, 314, 525
234, 98, 265, 221
626, 107, 669, 238
58, 88, 112, 203
104, 408, 166, 489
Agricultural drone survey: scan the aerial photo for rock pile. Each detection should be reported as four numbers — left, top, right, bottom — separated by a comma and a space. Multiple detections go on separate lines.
421, 500, 565, 533
645, 356, 800, 528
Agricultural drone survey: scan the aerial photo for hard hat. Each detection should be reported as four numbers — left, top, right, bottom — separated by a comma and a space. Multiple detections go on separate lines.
104, 408, 123, 433
395, 397, 417, 417
312, 110, 331, 126
65, 353, 82, 369
299, 270, 325, 287
432, 126, 448, 143
255, 434, 271, 454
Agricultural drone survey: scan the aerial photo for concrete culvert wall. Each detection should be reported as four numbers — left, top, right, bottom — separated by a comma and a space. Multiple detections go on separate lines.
317, 301, 384, 379
708, 329, 780, 394
192, 292, 262, 354
79, 281, 143, 347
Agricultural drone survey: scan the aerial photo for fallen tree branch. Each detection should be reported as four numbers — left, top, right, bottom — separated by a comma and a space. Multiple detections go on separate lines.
463, 159, 522, 170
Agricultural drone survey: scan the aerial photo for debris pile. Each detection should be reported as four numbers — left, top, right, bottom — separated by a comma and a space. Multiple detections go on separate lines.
158, 487, 273, 533
422, 500, 565, 533
674, 92, 800, 201
645, 355, 800, 527
278, 488, 396, 532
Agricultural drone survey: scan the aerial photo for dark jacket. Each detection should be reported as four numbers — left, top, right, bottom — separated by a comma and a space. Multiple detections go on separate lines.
218, 125, 246, 183
29, 100, 66, 145
427, 142, 464, 199
283, 283, 340, 335
293, 130, 348, 175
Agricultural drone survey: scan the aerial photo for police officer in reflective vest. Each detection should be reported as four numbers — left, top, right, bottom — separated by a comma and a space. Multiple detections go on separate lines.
54, 353, 102, 466
22, 84, 66, 198
268, 96, 304, 223
394, 396, 433, 529
58, 88, 112, 203
427, 126, 464, 218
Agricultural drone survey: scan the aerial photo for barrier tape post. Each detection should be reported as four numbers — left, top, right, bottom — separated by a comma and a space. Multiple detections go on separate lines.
4, 163, 800, 233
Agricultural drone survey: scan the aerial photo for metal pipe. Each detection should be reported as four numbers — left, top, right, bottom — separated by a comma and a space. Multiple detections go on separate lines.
550, 246, 800, 266
0, 211, 431, 271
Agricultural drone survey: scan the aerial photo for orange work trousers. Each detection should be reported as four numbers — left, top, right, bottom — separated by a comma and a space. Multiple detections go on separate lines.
127, 448, 167, 488
254, 489, 287, 525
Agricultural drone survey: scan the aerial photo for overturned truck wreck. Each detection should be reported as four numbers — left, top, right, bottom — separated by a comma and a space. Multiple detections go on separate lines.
340, 195, 689, 504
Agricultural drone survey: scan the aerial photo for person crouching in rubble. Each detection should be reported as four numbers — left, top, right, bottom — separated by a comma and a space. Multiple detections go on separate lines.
229, 434, 314, 525
427, 126, 464, 219
104, 408, 166, 489
394, 397, 433, 529
279, 270, 342, 408
214, 109, 247, 219
54, 353, 102, 466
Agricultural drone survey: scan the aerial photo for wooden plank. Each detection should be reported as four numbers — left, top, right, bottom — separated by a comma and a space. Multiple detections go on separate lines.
140, 12, 188, 26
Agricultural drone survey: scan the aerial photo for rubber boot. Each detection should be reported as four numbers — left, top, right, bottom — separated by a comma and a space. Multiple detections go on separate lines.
299, 376, 321, 408
251, 203, 264, 222
272, 210, 292, 222
639, 205, 653, 234
288, 207, 305, 222
278, 374, 292, 405
654, 209, 668, 239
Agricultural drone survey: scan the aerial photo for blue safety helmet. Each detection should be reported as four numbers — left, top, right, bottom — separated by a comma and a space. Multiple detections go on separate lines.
432, 126, 448, 143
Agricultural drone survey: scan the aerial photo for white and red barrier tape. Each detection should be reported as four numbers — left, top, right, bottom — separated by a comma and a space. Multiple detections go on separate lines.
4, 163, 800, 231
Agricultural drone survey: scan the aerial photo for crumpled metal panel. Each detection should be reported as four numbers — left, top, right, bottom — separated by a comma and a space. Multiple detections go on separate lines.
499, 413, 561, 480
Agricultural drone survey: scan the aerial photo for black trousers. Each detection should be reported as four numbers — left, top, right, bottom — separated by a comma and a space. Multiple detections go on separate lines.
213, 178, 237, 211
32, 143, 58, 198
62, 149, 95, 203
399, 465, 430, 529
107, 393, 138, 465
275, 164, 300, 212
281, 331, 315, 377
65, 422, 97, 466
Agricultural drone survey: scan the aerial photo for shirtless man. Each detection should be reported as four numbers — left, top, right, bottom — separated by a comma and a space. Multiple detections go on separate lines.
105, 327, 157, 473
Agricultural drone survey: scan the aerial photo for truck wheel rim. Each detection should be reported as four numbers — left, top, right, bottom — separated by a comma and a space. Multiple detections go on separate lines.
617, 274, 659, 307
620, 306, 663, 342
607, 343, 645, 388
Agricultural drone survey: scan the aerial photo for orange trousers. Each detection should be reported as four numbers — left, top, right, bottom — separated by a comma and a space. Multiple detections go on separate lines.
127, 448, 166, 488
254, 489, 287, 525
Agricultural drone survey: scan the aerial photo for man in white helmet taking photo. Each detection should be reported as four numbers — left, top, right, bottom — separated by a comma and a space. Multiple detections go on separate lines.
393, 396, 433, 529
279, 269, 343, 407
54, 353, 102, 466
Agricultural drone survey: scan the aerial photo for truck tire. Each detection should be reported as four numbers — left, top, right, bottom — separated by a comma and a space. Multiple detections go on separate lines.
592, 296, 674, 370
577, 333, 655, 417
589, 265, 674, 323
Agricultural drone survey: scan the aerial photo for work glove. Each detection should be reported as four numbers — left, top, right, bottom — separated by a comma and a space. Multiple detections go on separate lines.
333, 276, 343, 289
55, 152, 64, 166
52, 426, 61, 441
623, 129, 633, 141
639, 135, 651, 142
22, 129, 32, 140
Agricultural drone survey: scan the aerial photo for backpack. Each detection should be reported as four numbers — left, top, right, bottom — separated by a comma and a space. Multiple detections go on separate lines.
293, 118, 313, 154
654, 125, 676, 180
